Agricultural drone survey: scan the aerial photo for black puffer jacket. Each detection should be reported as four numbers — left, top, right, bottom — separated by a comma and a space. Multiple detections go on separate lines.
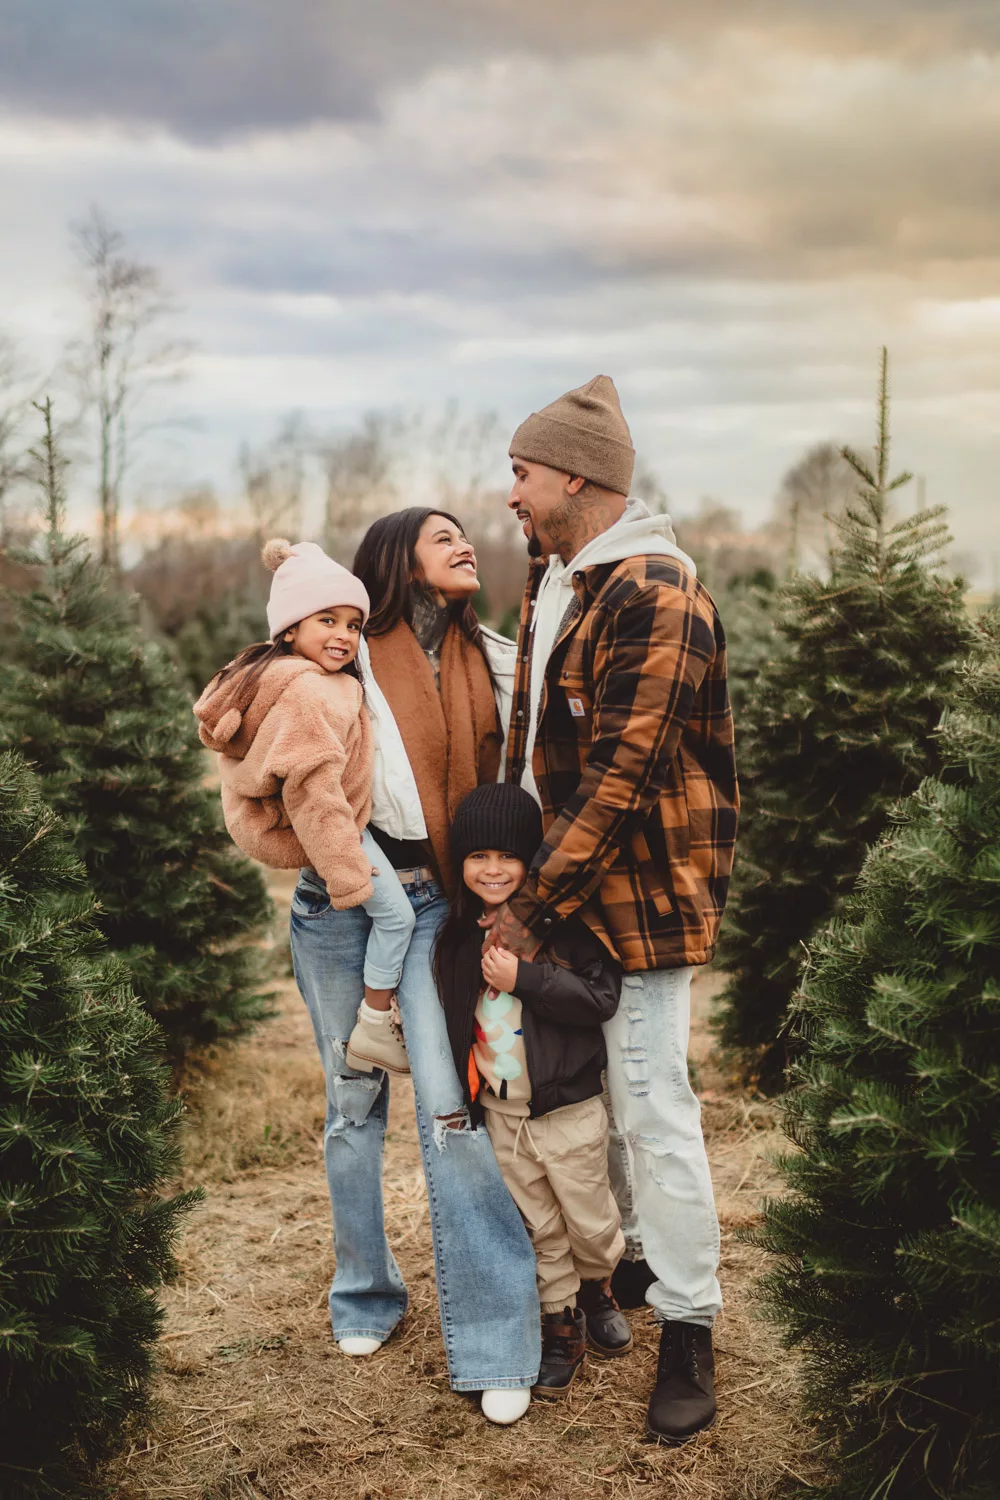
440, 914, 622, 1122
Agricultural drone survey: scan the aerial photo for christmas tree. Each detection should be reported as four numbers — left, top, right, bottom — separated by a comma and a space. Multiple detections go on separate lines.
0, 401, 274, 1061
754, 613, 1000, 1498
717, 567, 779, 726
716, 351, 971, 1087
0, 750, 197, 1498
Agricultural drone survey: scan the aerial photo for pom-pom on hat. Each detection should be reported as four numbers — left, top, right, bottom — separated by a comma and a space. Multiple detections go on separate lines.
450, 783, 543, 870
263, 538, 371, 639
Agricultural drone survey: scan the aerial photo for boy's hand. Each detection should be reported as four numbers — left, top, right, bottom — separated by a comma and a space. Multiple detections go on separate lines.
481, 901, 541, 961
481, 945, 518, 995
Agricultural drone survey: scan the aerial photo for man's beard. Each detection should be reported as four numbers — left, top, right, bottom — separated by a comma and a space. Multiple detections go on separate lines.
526, 533, 542, 559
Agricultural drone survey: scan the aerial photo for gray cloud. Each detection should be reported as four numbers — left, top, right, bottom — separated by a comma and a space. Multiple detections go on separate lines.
0, 5, 997, 578
3, 0, 999, 140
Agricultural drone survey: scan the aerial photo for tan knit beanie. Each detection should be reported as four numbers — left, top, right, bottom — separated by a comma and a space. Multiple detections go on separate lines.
509, 374, 634, 496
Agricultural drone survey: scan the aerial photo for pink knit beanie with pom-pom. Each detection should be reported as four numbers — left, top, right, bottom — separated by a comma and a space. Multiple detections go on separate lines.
262, 538, 370, 639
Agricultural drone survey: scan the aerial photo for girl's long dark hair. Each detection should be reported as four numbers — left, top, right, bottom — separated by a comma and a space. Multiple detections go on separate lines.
353, 508, 493, 676
212, 638, 290, 694
432, 877, 486, 1027
208, 633, 362, 701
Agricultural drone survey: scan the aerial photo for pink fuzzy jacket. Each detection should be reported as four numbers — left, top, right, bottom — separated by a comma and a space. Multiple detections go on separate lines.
194, 656, 374, 909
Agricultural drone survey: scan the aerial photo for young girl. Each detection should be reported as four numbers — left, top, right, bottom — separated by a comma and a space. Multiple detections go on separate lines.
194, 537, 415, 1089
434, 781, 633, 1398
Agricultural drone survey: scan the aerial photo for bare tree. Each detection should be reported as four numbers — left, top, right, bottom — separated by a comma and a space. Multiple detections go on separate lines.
0, 333, 41, 546
321, 410, 405, 563
417, 404, 509, 536
67, 206, 189, 570
672, 498, 775, 594
631, 460, 671, 515
773, 441, 856, 574
239, 412, 310, 545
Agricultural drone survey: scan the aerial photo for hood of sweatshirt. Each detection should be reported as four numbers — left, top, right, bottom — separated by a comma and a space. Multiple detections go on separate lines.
194, 655, 330, 760
539, 498, 696, 594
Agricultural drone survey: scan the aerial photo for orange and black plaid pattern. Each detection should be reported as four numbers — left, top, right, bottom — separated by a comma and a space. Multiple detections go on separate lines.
505, 555, 739, 971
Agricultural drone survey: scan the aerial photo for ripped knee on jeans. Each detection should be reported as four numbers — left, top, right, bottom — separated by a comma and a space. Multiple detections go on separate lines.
433, 1108, 472, 1149
327, 1046, 383, 1128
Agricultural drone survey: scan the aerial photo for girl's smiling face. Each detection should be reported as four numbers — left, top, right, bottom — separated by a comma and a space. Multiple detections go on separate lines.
284, 605, 364, 672
462, 849, 527, 907
413, 513, 480, 600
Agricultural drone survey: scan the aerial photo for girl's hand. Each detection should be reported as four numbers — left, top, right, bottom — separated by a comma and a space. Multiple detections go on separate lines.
481, 901, 541, 961
481, 945, 518, 995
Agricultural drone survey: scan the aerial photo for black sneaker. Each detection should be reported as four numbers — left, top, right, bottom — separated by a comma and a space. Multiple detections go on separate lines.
532, 1308, 586, 1399
577, 1278, 633, 1358
610, 1256, 657, 1310
645, 1320, 716, 1444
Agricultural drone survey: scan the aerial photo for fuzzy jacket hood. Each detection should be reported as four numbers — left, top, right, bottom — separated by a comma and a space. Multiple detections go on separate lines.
194, 655, 328, 758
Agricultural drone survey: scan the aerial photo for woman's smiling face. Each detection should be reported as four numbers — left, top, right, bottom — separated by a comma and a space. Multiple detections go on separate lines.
412, 513, 480, 600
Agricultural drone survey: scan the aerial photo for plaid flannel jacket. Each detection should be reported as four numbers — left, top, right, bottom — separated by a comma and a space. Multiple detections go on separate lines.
504, 553, 739, 971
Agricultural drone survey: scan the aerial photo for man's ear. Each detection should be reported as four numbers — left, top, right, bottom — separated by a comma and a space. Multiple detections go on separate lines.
567, 475, 586, 496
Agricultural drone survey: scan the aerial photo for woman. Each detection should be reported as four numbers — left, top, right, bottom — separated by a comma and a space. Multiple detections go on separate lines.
289, 507, 539, 1425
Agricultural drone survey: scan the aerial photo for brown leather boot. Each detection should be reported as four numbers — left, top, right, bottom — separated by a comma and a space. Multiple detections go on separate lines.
532, 1308, 586, 1399
577, 1278, 633, 1358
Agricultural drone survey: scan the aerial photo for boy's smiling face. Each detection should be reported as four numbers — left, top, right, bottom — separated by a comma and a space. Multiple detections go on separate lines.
463, 849, 527, 907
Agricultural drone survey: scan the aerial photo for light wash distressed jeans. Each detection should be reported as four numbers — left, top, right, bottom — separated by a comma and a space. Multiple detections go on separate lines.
603, 967, 722, 1327
290, 867, 541, 1391
349, 827, 415, 990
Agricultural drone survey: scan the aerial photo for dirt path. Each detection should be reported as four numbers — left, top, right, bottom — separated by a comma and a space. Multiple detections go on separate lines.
112, 874, 823, 1500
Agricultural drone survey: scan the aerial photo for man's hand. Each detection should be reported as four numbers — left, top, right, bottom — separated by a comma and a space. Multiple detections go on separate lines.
481, 901, 541, 961
481, 945, 519, 995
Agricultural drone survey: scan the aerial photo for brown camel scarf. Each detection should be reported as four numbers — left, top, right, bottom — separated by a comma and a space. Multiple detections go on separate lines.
367, 619, 502, 895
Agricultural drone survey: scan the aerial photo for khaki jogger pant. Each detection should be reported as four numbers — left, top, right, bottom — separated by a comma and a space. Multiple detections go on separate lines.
484, 1095, 626, 1313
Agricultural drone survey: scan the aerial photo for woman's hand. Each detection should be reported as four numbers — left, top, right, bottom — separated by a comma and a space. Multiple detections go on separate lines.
481, 945, 518, 995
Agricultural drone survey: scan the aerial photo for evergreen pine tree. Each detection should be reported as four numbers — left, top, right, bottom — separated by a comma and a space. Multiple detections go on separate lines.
716, 351, 971, 1087
0, 750, 197, 1498
718, 567, 779, 725
753, 614, 1000, 1499
0, 401, 273, 1060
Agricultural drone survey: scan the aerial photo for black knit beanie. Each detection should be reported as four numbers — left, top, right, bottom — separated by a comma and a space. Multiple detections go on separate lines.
450, 783, 543, 869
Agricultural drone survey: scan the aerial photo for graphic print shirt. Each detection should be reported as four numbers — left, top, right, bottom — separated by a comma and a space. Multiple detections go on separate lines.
473, 988, 531, 1117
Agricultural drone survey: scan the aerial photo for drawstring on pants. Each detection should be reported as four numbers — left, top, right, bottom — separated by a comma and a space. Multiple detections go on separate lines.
511, 1114, 542, 1163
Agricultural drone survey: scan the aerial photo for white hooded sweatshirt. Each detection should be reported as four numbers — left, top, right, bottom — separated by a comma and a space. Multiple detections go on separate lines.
520, 499, 697, 806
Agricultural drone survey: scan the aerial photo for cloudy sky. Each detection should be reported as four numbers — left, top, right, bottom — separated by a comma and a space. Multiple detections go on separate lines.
1, 0, 998, 576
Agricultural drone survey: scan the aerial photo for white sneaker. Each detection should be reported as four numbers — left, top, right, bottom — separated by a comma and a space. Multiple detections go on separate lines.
481, 1388, 531, 1425
338, 1336, 383, 1356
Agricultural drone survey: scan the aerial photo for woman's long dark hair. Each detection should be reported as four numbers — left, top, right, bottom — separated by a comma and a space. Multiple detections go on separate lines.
353, 507, 490, 656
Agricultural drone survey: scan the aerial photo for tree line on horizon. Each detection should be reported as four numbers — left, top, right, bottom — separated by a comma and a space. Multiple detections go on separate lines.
0, 209, 888, 699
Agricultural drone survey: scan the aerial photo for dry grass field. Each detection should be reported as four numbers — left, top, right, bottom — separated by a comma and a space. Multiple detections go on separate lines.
109, 871, 826, 1500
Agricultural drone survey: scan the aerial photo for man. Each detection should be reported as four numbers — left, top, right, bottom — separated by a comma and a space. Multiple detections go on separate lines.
483, 374, 738, 1442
